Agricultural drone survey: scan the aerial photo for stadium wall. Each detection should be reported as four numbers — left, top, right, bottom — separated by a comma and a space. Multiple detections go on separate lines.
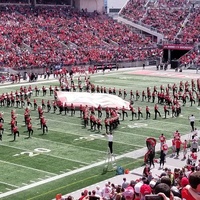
75, 0, 104, 12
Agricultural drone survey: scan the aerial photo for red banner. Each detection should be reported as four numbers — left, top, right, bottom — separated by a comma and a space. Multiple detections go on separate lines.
163, 44, 193, 50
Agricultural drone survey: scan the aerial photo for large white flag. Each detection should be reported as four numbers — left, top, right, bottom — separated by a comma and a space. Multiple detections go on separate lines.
57, 91, 130, 109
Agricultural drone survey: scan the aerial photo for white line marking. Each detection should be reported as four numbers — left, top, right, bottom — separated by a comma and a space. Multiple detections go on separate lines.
0, 160, 57, 176
1, 136, 90, 165
0, 181, 18, 188
22, 183, 28, 186
30, 181, 35, 183
5, 188, 11, 191
37, 178, 43, 180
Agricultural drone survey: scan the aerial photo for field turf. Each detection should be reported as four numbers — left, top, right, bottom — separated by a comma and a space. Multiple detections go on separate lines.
0, 68, 198, 200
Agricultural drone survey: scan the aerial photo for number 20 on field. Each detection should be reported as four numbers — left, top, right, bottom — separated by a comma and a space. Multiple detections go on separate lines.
13, 148, 51, 157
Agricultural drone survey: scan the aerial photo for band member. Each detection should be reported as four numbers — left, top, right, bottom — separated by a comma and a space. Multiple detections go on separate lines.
53, 101, 57, 113
47, 100, 51, 112
49, 85, 53, 96
90, 106, 95, 115
118, 89, 122, 97
35, 86, 40, 96
123, 89, 127, 99
104, 118, 110, 134
41, 99, 46, 110
130, 90, 134, 100
20, 97, 25, 108
154, 104, 161, 119
164, 104, 169, 119
142, 90, 146, 102
122, 106, 128, 121
27, 122, 33, 138
0, 122, 4, 140
42, 117, 48, 134
136, 90, 140, 101
97, 104, 102, 118
0, 112, 4, 123
130, 105, 137, 120
97, 118, 103, 132
13, 125, 19, 141
138, 106, 143, 120
71, 103, 75, 116
27, 98, 32, 107
42, 86, 47, 96
105, 107, 109, 118
64, 102, 68, 115
146, 106, 151, 120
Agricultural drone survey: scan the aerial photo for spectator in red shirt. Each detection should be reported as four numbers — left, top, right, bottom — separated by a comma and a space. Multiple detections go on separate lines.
181, 171, 200, 200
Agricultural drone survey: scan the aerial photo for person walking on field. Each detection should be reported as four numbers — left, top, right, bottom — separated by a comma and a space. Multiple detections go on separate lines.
189, 114, 195, 132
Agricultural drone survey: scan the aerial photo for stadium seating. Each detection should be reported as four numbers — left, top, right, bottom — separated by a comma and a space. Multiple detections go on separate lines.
0, 5, 161, 69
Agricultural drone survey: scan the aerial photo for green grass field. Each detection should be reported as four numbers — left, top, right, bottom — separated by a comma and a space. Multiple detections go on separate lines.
0, 69, 198, 200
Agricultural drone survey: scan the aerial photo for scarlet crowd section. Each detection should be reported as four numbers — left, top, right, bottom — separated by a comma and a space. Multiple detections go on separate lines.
0, 0, 200, 70
120, 0, 200, 66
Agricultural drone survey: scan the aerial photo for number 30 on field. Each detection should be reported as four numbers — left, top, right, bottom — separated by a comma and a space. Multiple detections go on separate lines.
13, 148, 51, 157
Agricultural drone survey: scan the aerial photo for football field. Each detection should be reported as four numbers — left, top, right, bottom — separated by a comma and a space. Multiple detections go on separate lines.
0, 68, 199, 200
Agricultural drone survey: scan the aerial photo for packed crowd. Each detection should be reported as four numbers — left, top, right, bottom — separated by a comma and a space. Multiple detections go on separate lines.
0, 5, 161, 70
179, 48, 200, 66
66, 169, 200, 200
120, 0, 195, 42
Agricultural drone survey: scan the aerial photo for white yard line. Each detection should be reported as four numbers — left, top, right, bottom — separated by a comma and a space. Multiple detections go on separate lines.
0, 181, 18, 188
0, 160, 57, 176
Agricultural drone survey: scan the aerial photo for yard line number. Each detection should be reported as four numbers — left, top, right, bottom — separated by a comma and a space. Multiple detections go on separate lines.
13, 148, 51, 157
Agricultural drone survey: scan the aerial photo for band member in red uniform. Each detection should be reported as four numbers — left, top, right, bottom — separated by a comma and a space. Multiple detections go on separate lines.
90, 106, 95, 115
130, 90, 134, 100
146, 106, 150, 119
97, 104, 102, 118
42, 86, 47, 96
136, 90, 140, 101
123, 89, 127, 99
35, 86, 40, 96
13, 125, 19, 141
27, 122, 33, 138
142, 90, 146, 102
104, 118, 110, 134
41, 99, 46, 110
130, 105, 137, 120
49, 85, 53, 96
47, 100, 51, 113
42, 117, 48, 134
70, 103, 75, 116
122, 106, 128, 121
97, 118, 102, 132
27, 98, 32, 107
105, 106, 109, 118
118, 89, 122, 97
0, 112, 4, 123
164, 104, 169, 119
154, 104, 161, 119
138, 107, 143, 120
63, 102, 68, 115
53, 101, 57, 113
0, 122, 4, 140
